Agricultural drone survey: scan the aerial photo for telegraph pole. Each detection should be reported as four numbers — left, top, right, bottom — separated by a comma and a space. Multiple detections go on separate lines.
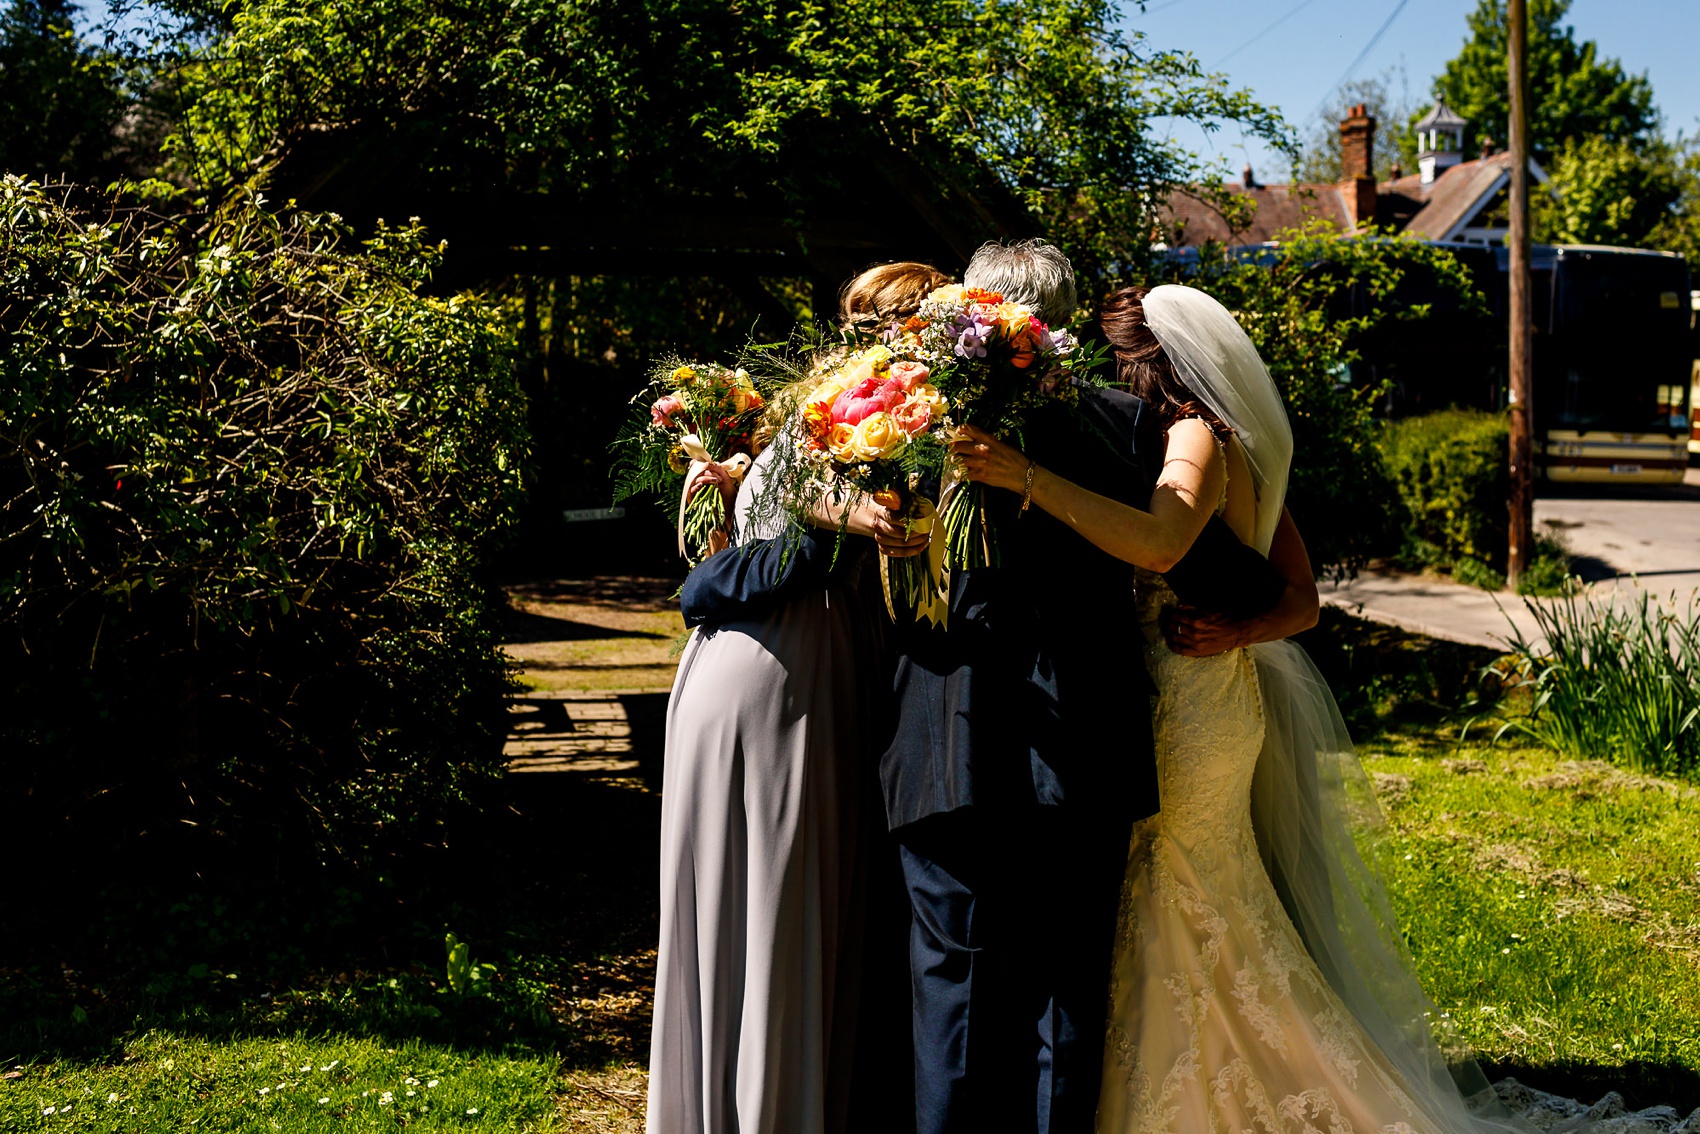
1507, 0, 1534, 588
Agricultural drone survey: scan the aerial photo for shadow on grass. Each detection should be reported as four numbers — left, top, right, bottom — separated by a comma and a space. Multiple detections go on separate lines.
0, 769, 662, 1075
1483, 1059, 1700, 1117
1295, 605, 1506, 739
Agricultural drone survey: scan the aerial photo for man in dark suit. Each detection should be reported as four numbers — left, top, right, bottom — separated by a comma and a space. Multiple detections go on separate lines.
884, 240, 1265, 1134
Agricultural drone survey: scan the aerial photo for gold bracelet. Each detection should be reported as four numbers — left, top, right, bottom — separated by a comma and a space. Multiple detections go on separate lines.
1020, 460, 1036, 514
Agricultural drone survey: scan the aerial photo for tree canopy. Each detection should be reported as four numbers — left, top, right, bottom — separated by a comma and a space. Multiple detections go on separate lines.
1425, 0, 1659, 162
0, 0, 124, 177
162, 0, 1293, 293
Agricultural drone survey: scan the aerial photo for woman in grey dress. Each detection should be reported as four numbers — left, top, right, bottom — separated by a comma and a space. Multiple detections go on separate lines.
646, 263, 947, 1134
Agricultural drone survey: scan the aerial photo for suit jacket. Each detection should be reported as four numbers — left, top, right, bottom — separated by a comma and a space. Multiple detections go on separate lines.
878, 387, 1159, 831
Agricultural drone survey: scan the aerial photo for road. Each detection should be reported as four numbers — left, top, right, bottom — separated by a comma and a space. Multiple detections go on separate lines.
1535, 467, 1700, 599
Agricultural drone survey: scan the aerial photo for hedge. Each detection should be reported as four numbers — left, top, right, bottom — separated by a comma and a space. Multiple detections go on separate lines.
0, 179, 528, 890
1379, 408, 1510, 577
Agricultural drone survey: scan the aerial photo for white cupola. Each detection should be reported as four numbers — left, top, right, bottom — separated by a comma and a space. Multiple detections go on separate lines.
1415, 97, 1468, 185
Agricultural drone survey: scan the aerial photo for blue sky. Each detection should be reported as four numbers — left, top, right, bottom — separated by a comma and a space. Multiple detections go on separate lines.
1123, 0, 1700, 183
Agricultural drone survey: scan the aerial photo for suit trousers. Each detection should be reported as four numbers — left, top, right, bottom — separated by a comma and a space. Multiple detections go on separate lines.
896, 804, 1134, 1134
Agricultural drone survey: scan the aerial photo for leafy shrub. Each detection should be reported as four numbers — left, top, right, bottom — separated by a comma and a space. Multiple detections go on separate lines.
1380, 408, 1510, 572
0, 178, 527, 889
1174, 223, 1484, 577
1378, 408, 1574, 594
1495, 589, 1700, 780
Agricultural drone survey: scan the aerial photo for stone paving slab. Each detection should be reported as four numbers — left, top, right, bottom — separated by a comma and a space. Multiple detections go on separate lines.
505, 689, 669, 775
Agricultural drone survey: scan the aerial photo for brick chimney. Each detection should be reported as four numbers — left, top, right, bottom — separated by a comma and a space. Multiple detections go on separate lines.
1338, 103, 1378, 229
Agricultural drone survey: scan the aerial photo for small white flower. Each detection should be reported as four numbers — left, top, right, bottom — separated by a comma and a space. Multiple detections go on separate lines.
1501, 947, 1511, 954
42, 1107, 56, 1116
426, 1080, 439, 1088
107, 1093, 119, 1103
318, 1097, 330, 1105
467, 1107, 480, 1115
299, 1064, 311, 1072
258, 1088, 270, 1096
1613, 1043, 1625, 1051
379, 1098, 391, 1106
404, 1077, 419, 1086
321, 1060, 339, 1071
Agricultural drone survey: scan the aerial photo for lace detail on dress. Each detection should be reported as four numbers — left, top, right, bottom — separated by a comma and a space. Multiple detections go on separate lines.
1101, 561, 1449, 1132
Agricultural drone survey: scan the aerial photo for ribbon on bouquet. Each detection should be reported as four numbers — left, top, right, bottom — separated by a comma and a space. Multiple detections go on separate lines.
676, 433, 751, 558
878, 494, 948, 629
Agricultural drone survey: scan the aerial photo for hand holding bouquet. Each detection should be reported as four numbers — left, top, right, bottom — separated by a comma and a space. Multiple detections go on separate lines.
611, 359, 766, 565
890, 285, 1104, 572
793, 344, 947, 617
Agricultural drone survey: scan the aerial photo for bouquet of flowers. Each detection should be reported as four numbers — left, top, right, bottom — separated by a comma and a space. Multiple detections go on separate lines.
792, 342, 948, 616
889, 284, 1105, 572
610, 358, 766, 565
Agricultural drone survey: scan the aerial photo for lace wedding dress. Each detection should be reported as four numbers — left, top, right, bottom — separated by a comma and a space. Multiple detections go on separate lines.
1092, 283, 1700, 1134
1096, 566, 1700, 1134
1098, 566, 1454, 1133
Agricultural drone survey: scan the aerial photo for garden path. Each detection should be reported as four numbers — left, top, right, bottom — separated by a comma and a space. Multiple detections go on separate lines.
1324, 468, 1700, 651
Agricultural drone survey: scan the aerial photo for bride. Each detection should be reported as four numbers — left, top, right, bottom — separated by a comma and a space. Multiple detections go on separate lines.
951, 284, 1529, 1133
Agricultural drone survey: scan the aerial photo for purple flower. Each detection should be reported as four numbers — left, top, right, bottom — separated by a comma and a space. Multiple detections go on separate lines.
954, 311, 994, 359
1049, 328, 1076, 356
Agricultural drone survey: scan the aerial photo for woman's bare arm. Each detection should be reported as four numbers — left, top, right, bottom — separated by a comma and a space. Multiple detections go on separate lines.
949, 419, 1224, 573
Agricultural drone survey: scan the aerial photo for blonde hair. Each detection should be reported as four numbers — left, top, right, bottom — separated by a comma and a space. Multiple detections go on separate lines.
838, 261, 953, 334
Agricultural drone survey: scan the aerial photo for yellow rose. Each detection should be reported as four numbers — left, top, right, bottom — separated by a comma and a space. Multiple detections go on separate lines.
811, 375, 853, 408
860, 344, 893, 369
926, 284, 967, 307
828, 422, 858, 461
670, 365, 697, 385
841, 357, 876, 387
991, 301, 1035, 338
849, 412, 907, 461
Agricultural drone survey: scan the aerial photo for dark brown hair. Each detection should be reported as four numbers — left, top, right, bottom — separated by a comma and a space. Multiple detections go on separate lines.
1098, 285, 1225, 433
839, 261, 952, 332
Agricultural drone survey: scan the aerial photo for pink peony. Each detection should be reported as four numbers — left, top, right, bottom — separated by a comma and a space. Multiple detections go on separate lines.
831, 376, 908, 425
651, 393, 685, 428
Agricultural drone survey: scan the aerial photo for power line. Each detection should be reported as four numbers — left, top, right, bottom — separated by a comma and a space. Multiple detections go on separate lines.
1214, 0, 1322, 68
1312, 0, 1411, 118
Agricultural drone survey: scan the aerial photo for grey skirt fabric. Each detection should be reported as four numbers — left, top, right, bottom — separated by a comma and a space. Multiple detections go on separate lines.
646, 564, 874, 1134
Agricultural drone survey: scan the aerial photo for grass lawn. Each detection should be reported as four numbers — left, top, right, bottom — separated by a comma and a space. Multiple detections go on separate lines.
1363, 732, 1700, 1109
4, 597, 1698, 1128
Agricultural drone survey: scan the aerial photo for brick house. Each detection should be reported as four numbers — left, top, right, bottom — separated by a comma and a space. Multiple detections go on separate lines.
1159, 97, 1549, 249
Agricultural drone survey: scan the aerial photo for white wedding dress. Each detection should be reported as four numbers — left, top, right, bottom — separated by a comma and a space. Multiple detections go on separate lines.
1098, 564, 1453, 1133
1096, 286, 1698, 1134
1097, 569, 1700, 1134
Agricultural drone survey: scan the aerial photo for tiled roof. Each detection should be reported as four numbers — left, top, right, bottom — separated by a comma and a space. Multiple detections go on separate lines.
1159, 183, 1351, 247
1160, 153, 1535, 246
1402, 153, 1515, 240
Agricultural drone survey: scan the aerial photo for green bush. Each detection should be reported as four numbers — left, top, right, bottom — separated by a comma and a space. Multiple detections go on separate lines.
1380, 408, 1511, 573
0, 178, 527, 887
1378, 408, 1575, 594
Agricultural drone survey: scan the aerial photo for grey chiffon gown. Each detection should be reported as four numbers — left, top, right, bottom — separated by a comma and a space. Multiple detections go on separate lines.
646, 445, 884, 1134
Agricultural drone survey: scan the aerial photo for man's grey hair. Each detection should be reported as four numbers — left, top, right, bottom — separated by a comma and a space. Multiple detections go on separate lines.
962, 239, 1078, 322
